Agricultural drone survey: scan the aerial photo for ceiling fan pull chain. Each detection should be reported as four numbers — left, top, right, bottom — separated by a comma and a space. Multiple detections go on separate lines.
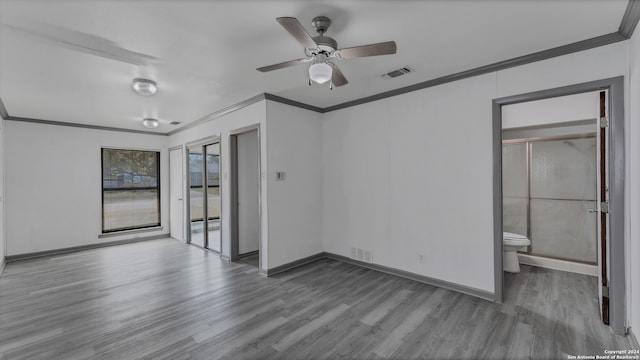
309, 78, 312, 86
329, 80, 333, 90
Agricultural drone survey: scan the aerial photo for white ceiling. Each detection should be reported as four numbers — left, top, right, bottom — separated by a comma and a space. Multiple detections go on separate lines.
0, 0, 629, 133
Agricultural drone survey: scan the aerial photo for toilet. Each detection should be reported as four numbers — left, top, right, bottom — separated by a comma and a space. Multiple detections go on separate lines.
503, 232, 531, 273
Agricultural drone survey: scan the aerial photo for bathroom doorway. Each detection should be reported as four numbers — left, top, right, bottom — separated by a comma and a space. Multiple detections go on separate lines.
492, 77, 625, 333
186, 137, 222, 252
230, 126, 261, 268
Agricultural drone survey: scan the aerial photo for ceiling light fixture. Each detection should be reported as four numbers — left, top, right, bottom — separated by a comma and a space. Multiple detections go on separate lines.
308, 62, 332, 84
132, 78, 158, 96
142, 118, 159, 128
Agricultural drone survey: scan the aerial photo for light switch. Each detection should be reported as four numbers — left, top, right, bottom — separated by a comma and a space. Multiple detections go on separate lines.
275, 171, 286, 181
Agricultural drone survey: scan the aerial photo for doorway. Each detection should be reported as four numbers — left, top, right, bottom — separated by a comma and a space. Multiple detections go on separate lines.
230, 126, 261, 268
492, 77, 626, 334
186, 139, 221, 252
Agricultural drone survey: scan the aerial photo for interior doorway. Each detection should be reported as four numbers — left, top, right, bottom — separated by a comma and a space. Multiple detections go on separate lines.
186, 138, 221, 252
230, 126, 261, 268
492, 77, 626, 334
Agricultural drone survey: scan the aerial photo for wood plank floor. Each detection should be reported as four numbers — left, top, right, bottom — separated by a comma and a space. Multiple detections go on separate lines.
0, 239, 636, 359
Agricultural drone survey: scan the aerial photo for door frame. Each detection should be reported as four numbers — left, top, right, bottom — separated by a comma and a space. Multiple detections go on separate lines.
185, 135, 221, 251
229, 124, 262, 268
492, 76, 626, 334
168, 145, 184, 242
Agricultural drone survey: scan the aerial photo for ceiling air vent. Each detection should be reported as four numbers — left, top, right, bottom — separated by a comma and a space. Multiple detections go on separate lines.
381, 66, 413, 79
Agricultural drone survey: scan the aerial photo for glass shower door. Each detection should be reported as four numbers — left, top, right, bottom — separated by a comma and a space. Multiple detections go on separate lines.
530, 137, 597, 263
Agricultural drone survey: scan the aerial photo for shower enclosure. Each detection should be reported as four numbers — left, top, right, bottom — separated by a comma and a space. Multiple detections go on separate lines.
502, 134, 597, 264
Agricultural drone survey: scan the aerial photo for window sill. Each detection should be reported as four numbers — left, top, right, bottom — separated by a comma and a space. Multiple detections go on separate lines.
99, 226, 164, 239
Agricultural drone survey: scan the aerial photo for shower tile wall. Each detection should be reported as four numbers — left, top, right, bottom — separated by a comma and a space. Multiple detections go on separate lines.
503, 137, 597, 264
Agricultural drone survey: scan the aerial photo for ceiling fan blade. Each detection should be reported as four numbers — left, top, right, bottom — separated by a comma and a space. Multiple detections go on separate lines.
334, 41, 397, 59
329, 63, 348, 87
257, 58, 310, 72
276, 17, 318, 50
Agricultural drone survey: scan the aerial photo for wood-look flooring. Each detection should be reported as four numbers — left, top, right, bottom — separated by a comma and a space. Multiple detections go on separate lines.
0, 239, 635, 359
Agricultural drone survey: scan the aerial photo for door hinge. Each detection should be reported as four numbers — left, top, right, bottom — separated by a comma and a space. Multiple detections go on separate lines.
601, 201, 609, 213
600, 116, 609, 128
602, 285, 609, 297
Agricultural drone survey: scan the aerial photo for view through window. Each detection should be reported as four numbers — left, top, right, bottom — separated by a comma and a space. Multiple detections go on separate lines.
102, 148, 160, 232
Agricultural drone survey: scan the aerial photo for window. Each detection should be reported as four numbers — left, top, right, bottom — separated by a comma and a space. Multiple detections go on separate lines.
102, 148, 160, 233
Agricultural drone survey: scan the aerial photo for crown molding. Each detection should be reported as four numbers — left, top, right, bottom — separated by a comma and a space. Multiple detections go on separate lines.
0, 97, 9, 120
167, 94, 266, 136
619, 0, 640, 38
323, 32, 625, 113
2, 113, 166, 136
264, 93, 323, 113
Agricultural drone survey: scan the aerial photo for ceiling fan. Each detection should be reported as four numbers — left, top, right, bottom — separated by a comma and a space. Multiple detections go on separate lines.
257, 16, 397, 88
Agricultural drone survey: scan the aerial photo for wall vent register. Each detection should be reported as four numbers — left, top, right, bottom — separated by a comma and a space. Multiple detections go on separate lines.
351, 247, 373, 263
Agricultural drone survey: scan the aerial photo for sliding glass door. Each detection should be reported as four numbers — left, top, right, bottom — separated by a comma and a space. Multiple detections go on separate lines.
206, 143, 221, 252
187, 141, 221, 251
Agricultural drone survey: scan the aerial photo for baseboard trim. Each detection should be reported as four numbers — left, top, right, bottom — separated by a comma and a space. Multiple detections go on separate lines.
629, 328, 640, 349
265, 251, 494, 302
239, 250, 259, 258
5, 234, 170, 262
323, 252, 495, 302
266, 252, 326, 276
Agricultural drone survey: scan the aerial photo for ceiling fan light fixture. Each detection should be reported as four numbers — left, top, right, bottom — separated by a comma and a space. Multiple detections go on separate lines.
309, 62, 332, 84
132, 78, 158, 96
142, 118, 159, 128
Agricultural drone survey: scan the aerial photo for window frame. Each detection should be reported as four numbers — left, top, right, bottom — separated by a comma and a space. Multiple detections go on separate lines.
101, 148, 161, 233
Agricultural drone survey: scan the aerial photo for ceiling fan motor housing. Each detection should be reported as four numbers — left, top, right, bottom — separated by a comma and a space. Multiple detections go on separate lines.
311, 35, 337, 52
307, 16, 337, 55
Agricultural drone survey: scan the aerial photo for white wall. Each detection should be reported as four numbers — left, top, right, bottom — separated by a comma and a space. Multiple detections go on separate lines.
237, 130, 260, 255
628, 29, 640, 339
266, 101, 323, 268
168, 101, 269, 268
323, 41, 629, 296
4, 121, 169, 255
324, 74, 496, 292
